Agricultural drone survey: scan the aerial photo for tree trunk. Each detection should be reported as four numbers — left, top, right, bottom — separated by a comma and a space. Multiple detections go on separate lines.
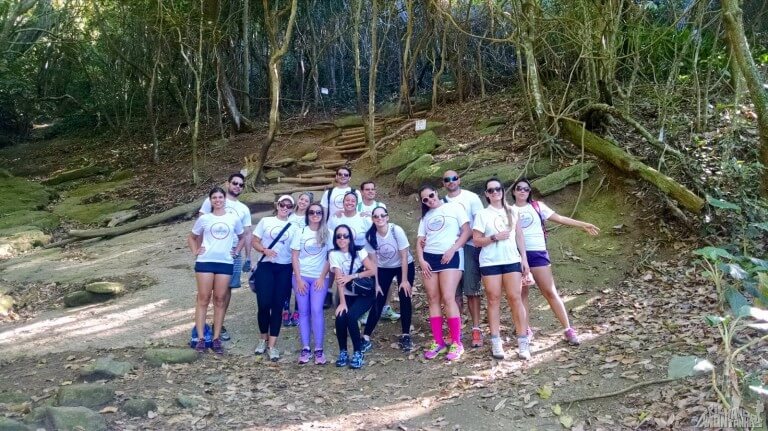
514, 0, 549, 142
366, 0, 380, 163
432, 23, 447, 110
352, 0, 363, 113
397, 0, 414, 115
216, 52, 254, 133
242, 0, 251, 117
721, 0, 768, 197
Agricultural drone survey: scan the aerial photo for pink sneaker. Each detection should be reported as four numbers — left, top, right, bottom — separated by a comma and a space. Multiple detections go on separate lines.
314, 349, 327, 365
298, 348, 311, 364
445, 343, 465, 361
423, 342, 446, 360
564, 327, 581, 346
526, 327, 534, 341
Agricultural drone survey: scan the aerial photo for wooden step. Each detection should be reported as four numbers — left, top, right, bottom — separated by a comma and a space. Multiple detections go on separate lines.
277, 176, 337, 185
337, 147, 368, 155
335, 138, 368, 149
297, 170, 336, 178
271, 184, 330, 194
296, 160, 347, 170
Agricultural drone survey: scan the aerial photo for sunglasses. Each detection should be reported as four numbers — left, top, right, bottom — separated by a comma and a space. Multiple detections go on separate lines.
486, 186, 503, 194
337, 172, 350, 177
230, 182, 244, 187
372, 213, 388, 219
278, 202, 294, 209
308, 210, 323, 216
443, 175, 459, 183
515, 186, 531, 192
421, 192, 436, 203
335, 233, 350, 239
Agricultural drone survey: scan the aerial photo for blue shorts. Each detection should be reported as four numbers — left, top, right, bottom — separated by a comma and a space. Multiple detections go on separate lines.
423, 252, 461, 273
194, 262, 234, 275
480, 262, 522, 276
526, 251, 551, 268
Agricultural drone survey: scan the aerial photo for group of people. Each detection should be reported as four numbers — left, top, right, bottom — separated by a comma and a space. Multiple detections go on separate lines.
187, 166, 600, 369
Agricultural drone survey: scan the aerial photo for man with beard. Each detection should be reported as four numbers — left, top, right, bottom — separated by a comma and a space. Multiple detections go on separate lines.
320, 166, 362, 220
199, 173, 253, 341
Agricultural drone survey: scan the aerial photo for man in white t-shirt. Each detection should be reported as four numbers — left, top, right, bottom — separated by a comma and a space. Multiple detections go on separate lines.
442, 169, 485, 348
199, 173, 253, 341
357, 181, 386, 217
320, 166, 363, 220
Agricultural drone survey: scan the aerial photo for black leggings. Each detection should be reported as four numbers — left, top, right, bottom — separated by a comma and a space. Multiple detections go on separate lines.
252, 262, 293, 337
364, 262, 415, 336
336, 294, 375, 352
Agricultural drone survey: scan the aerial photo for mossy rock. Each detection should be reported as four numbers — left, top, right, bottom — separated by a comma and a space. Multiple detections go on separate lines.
51, 178, 137, 225
63, 291, 113, 308
478, 124, 503, 135
0, 391, 28, 404
0, 176, 52, 214
0, 211, 60, 232
80, 357, 133, 380
42, 166, 108, 186
123, 398, 157, 417
531, 162, 596, 196
424, 121, 447, 134
300, 152, 318, 162
476, 116, 507, 130
45, 406, 107, 431
108, 169, 135, 182
378, 131, 441, 174
0, 168, 12, 178
333, 115, 364, 128
144, 348, 198, 367
85, 282, 124, 294
264, 170, 285, 180
460, 158, 558, 193
398, 152, 498, 193
56, 383, 115, 409
396, 154, 434, 187
0, 417, 29, 431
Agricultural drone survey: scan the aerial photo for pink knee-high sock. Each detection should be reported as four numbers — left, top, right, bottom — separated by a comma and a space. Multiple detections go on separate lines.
429, 316, 445, 346
447, 317, 462, 345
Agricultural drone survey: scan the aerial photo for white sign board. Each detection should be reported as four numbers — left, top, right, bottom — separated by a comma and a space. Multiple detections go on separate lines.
415, 119, 427, 131
321, 87, 329, 95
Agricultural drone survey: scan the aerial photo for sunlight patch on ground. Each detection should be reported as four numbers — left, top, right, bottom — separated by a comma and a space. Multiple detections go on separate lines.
278, 398, 436, 431
53, 243, 162, 272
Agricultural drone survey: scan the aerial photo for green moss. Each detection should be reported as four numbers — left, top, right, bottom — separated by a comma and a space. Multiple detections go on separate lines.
62, 179, 130, 199
109, 169, 135, 182
334, 115, 364, 128
532, 162, 596, 196
399, 152, 497, 193
0, 211, 60, 232
0, 176, 52, 213
460, 159, 557, 193
476, 116, 507, 130
478, 124, 503, 135
378, 131, 441, 174
396, 154, 434, 186
53, 199, 139, 225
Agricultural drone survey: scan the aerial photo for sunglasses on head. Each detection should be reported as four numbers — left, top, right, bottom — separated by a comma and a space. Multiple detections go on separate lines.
443, 175, 459, 183
486, 186, 503, 194
335, 233, 350, 239
308, 210, 323, 216
515, 186, 531, 192
421, 192, 436, 203
278, 202, 294, 209
230, 182, 244, 187
372, 213, 388, 219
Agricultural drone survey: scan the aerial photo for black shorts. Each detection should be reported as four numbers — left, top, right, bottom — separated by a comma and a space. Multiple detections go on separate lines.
194, 262, 234, 275
480, 262, 522, 277
423, 252, 461, 272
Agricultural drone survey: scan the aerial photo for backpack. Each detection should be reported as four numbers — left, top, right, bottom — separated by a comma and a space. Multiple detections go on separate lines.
325, 187, 357, 220
530, 200, 548, 240
189, 323, 213, 348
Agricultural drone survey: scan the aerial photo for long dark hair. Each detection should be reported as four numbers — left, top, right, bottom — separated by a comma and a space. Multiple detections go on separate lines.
418, 185, 437, 219
332, 224, 355, 251
365, 206, 388, 250
511, 178, 534, 204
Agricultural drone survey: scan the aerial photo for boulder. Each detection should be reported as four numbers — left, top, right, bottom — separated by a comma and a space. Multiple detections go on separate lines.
300, 152, 318, 162
45, 406, 106, 431
531, 162, 596, 196
395, 154, 434, 187
0, 391, 28, 404
378, 131, 441, 174
80, 357, 133, 380
397, 152, 498, 193
84, 282, 124, 295
56, 383, 115, 409
478, 124, 503, 135
123, 398, 157, 418
0, 417, 29, 431
144, 348, 198, 367
63, 291, 112, 308
459, 159, 558, 193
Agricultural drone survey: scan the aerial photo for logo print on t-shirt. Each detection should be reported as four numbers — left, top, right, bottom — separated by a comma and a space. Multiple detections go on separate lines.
210, 222, 231, 240
269, 225, 289, 243
426, 215, 445, 232
303, 238, 324, 256
494, 216, 508, 233
377, 244, 397, 261
518, 211, 535, 229
341, 258, 353, 275
333, 193, 345, 210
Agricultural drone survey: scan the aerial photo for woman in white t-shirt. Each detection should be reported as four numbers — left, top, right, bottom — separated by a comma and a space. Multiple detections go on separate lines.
511, 178, 600, 347
361, 206, 415, 353
473, 178, 531, 360
416, 186, 472, 362
283, 192, 314, 326
188, 187, 245, 354
327, 192, 370, 249
329, 224, 377, 369
250, 194, 298, 362
290, 202, 331, 365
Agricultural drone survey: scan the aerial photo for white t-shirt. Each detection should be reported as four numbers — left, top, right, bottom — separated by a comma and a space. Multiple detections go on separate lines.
199, 197, 252, 247
253, 217, 296, 264
328, 213, 371, 248
191, 212, 244, 264
288, 212, 307, 230
290, 226, 332, 278
320, 187, 363, 216
443, 189, 483, 246
364, 223, 413, 268
417, 201, 469, 255
329, 248, 370, 296
473, 206, 522, 267
357, 200, 386, 218
511, 201, 554, 252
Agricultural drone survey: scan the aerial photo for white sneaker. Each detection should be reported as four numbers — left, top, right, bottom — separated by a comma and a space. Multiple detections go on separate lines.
517, 336, 531, 361
254, 339, 267, 355
490, 337, 505, 359
269, 347, 280, 362
381, 305, 401, 321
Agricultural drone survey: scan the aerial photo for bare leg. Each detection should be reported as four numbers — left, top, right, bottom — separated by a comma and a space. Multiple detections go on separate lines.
195, 273, 214, 340
438, 270, 462, 318
501, 272, 527, 337
530, 266, 571, 329
211, 274, 231, 339
482, 275, 502, 336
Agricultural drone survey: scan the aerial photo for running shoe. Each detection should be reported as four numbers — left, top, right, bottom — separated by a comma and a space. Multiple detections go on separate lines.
282, 310, 291, 327
291, 312, 300, 327
220, 326, 231, 342
298, 348, 312, 364
314, 349, 327, 365
445, 343, 465, 361
381, 305, 401, 322
349, 351, 364, 369
195, 338, 207, 353
471, 327, 483, 348
335, 350, 349, 367
269, 347, 280, 362
564, 327, 581, 346
360, 338, 373, 353
490, 337, 505, 360
423, 342, 446, 360
211, 338, 224, 355
399, 335, 414, 353
526, 326, 534, 341
254, 339, 267, 355
518, 336, 532, 360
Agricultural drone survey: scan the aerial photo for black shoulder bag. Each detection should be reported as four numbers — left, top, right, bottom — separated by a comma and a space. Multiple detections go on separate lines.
346, 249, 375, 297
249, 222, 292, 291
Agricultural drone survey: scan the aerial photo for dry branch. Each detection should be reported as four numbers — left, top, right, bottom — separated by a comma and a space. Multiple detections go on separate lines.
375, 121, 415, 149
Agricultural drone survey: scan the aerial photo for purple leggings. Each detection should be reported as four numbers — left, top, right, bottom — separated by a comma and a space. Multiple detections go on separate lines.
292, 275, 330, 350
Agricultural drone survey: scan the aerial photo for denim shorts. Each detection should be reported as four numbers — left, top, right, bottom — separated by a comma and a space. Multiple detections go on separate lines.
195, 262, 234, 275
480, 262, 522, 276
526, 251, 551, 268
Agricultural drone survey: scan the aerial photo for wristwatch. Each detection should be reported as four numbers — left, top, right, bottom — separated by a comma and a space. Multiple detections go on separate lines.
490, 234, 497, 242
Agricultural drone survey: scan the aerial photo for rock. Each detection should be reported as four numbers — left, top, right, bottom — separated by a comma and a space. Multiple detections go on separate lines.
63, 291, 112, 308
333, 115, 364, 128
22, 407, 47, 426
0, 294, 14, 316
395, 154, 434, 187
300, 152, 318, 162
80, 357, 133, 380
459, 159, 558, 193
42, 166, 107, 186
0, 417, 29, 431
476, 116, 507, 130
0, 391, 29, 404
45, 406, 106, 431
378, 131, 441, 174
0, 230, 51, 258
176, 395, 198, 409
144, 348, 198, 367
531, 162, 596, 196
56, 383, 115, 409
397, 152, 498, 193
0, 168, 12, 178
264, 170, 285, 180
424, 121, 447, 134
123, 398, 157, 417
84, 282, 124, 295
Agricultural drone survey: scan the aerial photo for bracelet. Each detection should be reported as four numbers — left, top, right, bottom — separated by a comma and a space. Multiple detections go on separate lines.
490, 234, 497, 242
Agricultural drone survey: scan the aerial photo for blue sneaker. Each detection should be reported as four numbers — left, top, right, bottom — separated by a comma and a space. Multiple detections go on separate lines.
360, 339, 372, 353
335, 350, 349, 367
349, 351, 364, 369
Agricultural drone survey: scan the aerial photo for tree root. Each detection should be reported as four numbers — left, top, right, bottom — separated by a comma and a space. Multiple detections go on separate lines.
563, 378, 677, 404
